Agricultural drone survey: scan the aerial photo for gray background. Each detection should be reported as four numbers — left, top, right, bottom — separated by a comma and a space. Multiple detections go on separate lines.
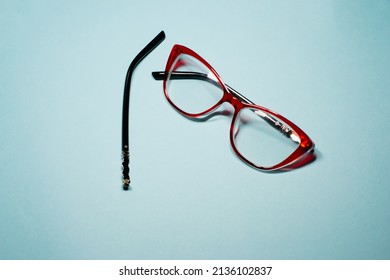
1, 0, 389, 259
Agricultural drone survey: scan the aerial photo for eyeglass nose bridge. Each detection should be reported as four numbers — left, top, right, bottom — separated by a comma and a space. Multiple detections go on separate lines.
222, 84, 254, 112
222, 92, 244, 114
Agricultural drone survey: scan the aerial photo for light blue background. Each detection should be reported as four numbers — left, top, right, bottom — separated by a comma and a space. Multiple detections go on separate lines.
1, 0, 389, 259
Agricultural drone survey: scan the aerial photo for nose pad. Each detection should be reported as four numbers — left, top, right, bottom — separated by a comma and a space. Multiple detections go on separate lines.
218, 102, 234, 117
191, 102, 234, 122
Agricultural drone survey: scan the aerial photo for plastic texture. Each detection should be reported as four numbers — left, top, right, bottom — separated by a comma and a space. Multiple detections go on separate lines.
122, 31, 165, 190
155, 44, 315, 171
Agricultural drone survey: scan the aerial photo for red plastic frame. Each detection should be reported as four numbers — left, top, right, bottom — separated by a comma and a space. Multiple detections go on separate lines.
162, 44, 315, 171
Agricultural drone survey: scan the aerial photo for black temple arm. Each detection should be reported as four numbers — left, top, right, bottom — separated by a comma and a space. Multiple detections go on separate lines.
122, 31, 165, 190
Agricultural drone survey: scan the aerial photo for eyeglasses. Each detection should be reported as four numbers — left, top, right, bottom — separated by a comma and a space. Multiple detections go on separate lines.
122, 31, 315, 190
151, 44, 315, 172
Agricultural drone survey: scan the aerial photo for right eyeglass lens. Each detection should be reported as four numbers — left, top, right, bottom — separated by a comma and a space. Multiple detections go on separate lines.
166, 54, 224, 115
232, 107, 301, 168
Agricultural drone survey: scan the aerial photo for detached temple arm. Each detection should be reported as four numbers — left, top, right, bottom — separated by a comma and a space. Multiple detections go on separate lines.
152, 71, 299, 142
122, 31, 165, 190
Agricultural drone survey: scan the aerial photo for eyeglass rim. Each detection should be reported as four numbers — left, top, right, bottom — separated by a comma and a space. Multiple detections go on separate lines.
230, 104, 314, 171
163, 44, 227, 118
161, 44, 315, 171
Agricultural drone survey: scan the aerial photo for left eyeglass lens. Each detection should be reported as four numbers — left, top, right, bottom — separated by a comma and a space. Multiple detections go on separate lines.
166, 54, 224, 114
232, 107, 301, 168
